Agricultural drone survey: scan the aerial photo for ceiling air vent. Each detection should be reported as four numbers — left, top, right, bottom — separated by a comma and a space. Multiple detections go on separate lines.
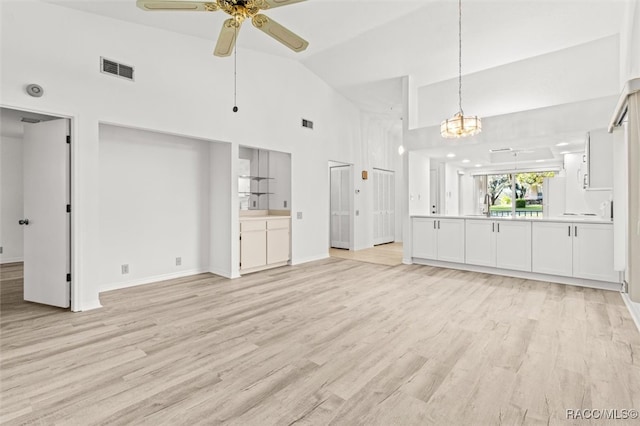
301, 118, 313, 129
100, 57, 135, 81
489, 147, 513, 153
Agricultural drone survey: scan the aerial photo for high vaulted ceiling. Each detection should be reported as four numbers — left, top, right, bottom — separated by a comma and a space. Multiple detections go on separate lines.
42, 0, 628, 120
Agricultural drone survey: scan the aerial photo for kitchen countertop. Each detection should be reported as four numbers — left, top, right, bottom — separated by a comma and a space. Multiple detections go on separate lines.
411, 214, 613, 225
239, 215, 291, 221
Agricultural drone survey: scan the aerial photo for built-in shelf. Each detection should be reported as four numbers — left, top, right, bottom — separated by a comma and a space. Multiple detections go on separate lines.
239, 175, 273, 181
239, 192, 274, 196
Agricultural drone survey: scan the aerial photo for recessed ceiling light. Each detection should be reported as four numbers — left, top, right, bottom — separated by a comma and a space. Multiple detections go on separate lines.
560, 151, 570, 155
556, 142, 569, 147
475, 164, 482, 167
462, 159, 470, 163
446, 153, 456, 158
398, 145, 405, 155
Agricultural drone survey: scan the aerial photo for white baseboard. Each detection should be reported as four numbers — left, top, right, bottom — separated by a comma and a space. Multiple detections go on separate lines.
621, 293, 640, 333
209, 266, 233, 279
100, 268, 208, 293
412, 258, 621, 292
0, 257, 23, 264
291, 253, 330, 266
76, 298, 103, 312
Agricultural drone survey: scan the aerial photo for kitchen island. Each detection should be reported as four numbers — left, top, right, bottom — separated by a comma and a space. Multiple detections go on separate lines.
408, 215, 620, 291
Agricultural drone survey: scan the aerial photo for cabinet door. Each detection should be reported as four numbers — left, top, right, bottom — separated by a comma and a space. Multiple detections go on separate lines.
267, 219, 290, 265
412, 218, 438, 260
437, 219, 465, 263
267, 228, 290, 264
573, 223, 618, 282
240, 221, 267, 270
465, 220, 496, 267
531, 222, 573, 276
496, 221, 532, 271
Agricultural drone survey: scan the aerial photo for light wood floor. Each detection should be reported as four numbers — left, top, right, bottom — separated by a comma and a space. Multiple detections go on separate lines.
329, 242, 403, 266
2, 260, 639, 425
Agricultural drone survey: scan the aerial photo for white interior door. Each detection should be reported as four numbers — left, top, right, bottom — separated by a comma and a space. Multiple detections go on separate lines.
23, 119, 70, 308
373, 169, 395, 245
330, 165, 351, 249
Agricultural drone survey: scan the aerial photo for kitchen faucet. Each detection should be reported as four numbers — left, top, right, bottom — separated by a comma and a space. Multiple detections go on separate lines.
483, 193, 491, 217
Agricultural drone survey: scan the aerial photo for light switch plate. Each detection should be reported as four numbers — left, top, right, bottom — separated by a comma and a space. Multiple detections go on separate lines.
297, 212, 303, 219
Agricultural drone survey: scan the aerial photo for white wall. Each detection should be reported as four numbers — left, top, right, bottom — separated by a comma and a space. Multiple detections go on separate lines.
443, 163, 460, 216
0, 135, 24, 263
1, 1, 364, 309
98, 124, 211, 291
620, 0, 640, 86
417, 36, 620, 127
408, 151, 430, 216
268, 150, 291, 211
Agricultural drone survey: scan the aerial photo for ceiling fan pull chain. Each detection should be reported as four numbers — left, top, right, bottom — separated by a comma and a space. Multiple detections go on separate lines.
233, 23, 238, 113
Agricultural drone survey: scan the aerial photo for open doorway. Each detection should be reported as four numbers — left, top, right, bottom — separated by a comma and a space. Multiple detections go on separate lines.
0, 107, 71, 309
372, 168, 395, 245
329, 162, 353, 250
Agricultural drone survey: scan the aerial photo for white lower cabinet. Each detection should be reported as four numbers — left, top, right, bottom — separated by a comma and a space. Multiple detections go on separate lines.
465, 220, 496, 267
531, 222, 573, 276
496, 221, 532, 272
412, 218, 464, 263
266, 218, 290, 265
240, 220, 267, 270
531, 222, 617, 282
240, 217, 290, 273
465, 220, 531, 271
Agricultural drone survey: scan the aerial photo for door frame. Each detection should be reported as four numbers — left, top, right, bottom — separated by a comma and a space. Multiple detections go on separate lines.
328, 161, 354, 250
2, 103, 79, 311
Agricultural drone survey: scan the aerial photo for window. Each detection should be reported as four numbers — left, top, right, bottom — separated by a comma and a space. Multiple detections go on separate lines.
479, 171, 555, 217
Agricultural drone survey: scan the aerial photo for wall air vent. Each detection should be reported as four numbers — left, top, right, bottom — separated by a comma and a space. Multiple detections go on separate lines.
489, 147, 513, 153
301, 118, 313, 129
100, 57, 135, 81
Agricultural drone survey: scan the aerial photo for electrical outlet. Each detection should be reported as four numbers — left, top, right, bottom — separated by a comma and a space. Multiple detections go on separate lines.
356, 210, 359, 216
176, 257, 182, 266
121, 264, 129, 274
253, 201, 257, 208
296, 211, 303, 220
0, 246, 3, 254
284, 200, 287, 208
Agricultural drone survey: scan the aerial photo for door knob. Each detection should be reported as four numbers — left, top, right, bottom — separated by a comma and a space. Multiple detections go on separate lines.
18, 219, 30, 225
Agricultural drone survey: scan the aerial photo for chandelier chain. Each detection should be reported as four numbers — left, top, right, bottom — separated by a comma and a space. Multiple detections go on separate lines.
458, 0, 463, 114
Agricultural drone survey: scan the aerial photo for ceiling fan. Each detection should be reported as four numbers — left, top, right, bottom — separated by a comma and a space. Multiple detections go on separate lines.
136, 0, 309, 57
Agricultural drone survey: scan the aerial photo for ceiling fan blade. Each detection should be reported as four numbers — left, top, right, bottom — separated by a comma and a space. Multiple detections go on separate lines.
254, 0, 306, 10
214, 18, 241, 57
136, 0, 219, 12
251, 14, 308, 53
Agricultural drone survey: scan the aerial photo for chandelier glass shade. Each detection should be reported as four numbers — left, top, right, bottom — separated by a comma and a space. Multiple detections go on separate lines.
440, 112, 482, 138
441, 0, 481, 139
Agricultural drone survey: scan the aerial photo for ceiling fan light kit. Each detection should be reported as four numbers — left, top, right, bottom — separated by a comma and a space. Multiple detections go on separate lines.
136, 0, 309, 57
441, 0, 481, 139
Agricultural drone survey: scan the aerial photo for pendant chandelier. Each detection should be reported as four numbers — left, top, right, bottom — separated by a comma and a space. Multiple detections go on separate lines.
441, 0, 481, 138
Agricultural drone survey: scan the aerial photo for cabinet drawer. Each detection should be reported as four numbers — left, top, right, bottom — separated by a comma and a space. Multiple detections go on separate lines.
267, 218, 290, 230
241, 220, 266, 232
